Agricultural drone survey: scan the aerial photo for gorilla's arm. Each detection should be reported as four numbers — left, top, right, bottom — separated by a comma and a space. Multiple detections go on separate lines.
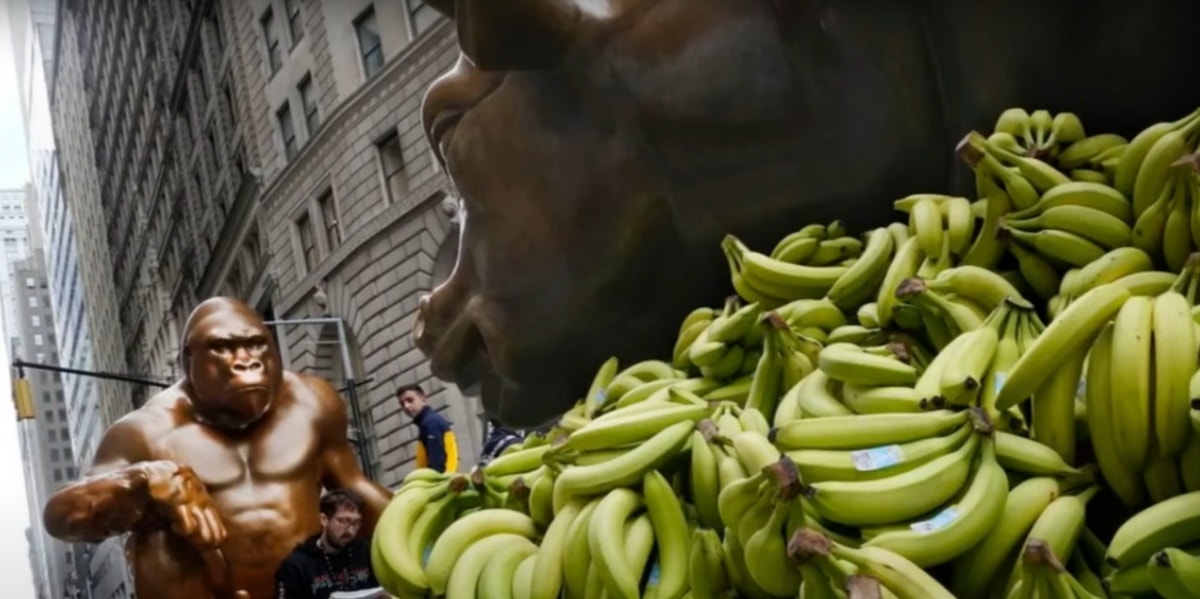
309, 375, 393, 536
42, 416, 165, 542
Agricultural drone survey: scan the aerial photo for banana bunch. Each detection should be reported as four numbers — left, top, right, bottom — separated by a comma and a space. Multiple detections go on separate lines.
674, 296, 763, 376
372, 103, 1200, 598
1117, 107, 1200, 216
788, 526, 957, 599
891, 276, 993, 350
1126, 151, 1200, 273
1057, 134, 1129, 184
370, 469, 484, 597
1046, 246, 1163, 319
1081, 290, 1199, 510
1102, 491, 1200, 597
768, 220, 862, 266
723, 233, 852, 308
990, 108, 1086, 163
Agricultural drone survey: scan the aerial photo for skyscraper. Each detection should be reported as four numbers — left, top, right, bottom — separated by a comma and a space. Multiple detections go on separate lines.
7, 0, 131, 595
0, 189, 32, 333
11, 248, 75, 599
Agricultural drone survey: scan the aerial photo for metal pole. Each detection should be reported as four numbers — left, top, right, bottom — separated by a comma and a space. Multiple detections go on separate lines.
336, 320, 376, 479
11, 359, 173, 389
263, 318, 377, 480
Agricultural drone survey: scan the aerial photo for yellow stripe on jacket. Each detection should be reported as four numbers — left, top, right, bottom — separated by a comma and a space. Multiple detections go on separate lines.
414, 430, 460, 473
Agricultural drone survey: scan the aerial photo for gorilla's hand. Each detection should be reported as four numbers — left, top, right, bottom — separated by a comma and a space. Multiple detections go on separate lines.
140, 460, 228, 550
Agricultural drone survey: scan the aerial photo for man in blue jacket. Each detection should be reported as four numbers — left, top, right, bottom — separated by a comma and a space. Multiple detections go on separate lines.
397, 384, 458, 473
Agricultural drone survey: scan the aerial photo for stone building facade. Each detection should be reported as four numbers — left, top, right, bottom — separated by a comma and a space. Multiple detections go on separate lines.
239, 4, 482, 488
49, 0, 482, 504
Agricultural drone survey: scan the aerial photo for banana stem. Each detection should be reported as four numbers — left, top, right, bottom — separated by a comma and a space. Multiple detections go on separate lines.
844, 575, 885, 599
763, 456, 804, 500
1025, 538, 1068, 573
786, 528, 834, 564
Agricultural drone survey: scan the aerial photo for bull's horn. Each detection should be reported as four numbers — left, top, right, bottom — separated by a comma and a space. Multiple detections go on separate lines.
455, 0, 581, 71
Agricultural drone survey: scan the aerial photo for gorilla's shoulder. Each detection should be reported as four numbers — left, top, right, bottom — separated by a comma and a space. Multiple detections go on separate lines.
286, 371, 349, 414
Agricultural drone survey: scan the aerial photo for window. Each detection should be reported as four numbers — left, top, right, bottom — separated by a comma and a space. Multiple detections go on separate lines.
28, 296, 37, 307
375, 131, 407, 203
206, 129, 219, 164
194, 171, 205, 203
260, 7, 282, 74
354, 6, 384, 79
318, 190, 341, 249
36, 353, 45, 363
25, 277, 34, 288
51, 449, 59, 461
407, 0, 439, 35
31, 315, 40, 327
35, 334, 44, 346
223, 83, 238, 129
277, 103, 297, 160
64, 446, 72, 460
48, 429, 56, 442
53, 469, 61, 482
298, 74, 320, 135
284, 0, 303, 45
44, 410, 52, 422
295, 212, 318, 272
58, 409, 65, 421
193, 61, 208, 108
207, 2, 225, 53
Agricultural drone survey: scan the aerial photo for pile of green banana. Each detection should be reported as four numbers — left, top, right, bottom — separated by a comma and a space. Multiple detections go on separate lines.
370, 105, 1200, 599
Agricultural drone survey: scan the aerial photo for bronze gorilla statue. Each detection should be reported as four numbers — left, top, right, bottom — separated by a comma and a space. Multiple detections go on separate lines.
413, 0, 1200, 428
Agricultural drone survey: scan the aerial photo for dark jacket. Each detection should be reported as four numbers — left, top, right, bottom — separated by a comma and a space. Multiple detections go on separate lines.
413, 405, 458, 472
480, 420, 524, 464
275, 534, 378, 599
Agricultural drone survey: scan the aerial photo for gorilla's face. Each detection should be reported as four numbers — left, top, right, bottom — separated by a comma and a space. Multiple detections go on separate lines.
184, 300, 283, 430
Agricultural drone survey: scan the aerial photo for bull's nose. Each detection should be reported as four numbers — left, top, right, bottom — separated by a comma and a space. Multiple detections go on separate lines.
412, 294, 435, 353
413, 271, 473, 358
412, 292, 441, 352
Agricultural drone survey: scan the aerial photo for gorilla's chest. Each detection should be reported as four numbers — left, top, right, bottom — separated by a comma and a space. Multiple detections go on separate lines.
157, 412, 321, 489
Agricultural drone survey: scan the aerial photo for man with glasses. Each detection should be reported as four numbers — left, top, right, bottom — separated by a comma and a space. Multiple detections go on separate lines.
274, 490, 382, 598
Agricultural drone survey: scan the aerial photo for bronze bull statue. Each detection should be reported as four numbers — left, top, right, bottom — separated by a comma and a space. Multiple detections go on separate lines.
412, 0, 1200, 427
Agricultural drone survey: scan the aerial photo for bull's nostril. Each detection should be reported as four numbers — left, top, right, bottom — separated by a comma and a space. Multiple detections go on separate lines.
412, 312, 430, 350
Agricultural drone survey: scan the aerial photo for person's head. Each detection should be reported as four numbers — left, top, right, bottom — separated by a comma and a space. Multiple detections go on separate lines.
181, 297, 283, 430
318, 490, 363, 550
397, 384, 428, 418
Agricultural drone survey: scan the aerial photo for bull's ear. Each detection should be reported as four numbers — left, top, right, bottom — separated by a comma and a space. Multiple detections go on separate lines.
455, 0, 580, 71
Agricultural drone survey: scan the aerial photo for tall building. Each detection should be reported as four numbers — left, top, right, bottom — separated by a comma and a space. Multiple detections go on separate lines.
12, 249, 76, 599
0, 190, 32, 333
8, 0, 133, 595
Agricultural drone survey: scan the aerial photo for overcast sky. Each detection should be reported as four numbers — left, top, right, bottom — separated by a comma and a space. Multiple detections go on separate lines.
0, 17, 49, 599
